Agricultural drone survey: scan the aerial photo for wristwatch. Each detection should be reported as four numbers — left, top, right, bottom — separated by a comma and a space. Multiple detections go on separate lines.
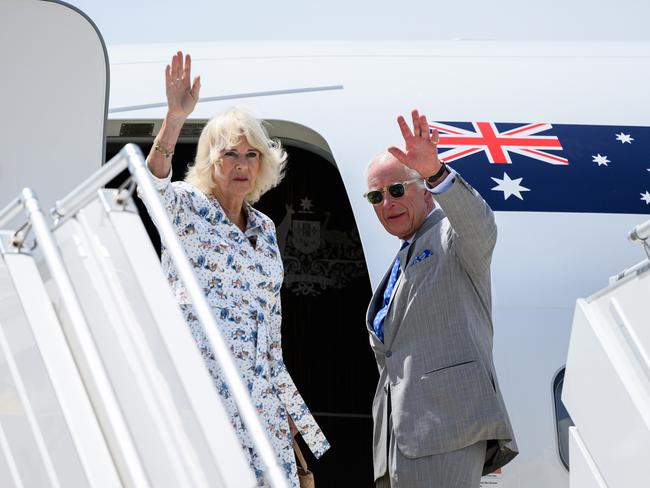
424, 161, 448, 189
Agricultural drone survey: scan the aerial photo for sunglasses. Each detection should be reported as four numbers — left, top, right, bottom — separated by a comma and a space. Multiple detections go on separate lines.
363, 178, 422, 205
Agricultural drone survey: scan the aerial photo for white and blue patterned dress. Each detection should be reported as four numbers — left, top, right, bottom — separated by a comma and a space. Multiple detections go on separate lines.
144, 170, 330, 486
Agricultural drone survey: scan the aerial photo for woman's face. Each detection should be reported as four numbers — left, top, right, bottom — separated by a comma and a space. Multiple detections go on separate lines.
212, 136, 261, 201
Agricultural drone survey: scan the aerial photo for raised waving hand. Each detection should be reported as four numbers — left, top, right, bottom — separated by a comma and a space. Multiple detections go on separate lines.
388, 109, 442, 178
165, 51, 201, 121
147, 51, 201, 179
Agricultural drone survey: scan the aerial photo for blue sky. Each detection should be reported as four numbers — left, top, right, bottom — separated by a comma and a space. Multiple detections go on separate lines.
65, 0, 650, 45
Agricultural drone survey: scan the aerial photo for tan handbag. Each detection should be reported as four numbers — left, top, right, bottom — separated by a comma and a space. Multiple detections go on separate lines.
292, 439, 315, 488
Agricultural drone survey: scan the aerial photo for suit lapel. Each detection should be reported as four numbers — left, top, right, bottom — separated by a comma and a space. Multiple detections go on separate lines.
383, 208, 447, 347
366, 265, 393, 344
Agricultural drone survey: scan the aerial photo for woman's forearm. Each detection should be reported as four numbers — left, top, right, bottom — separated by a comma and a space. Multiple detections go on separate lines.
146, 113, 186, 179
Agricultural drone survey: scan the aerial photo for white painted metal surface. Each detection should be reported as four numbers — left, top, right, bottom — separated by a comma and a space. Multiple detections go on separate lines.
49, 192, 256, 487
104, 197, 257, 487
0, 0, 107, 221
22, 188, 151, 488
74, 188, 256, 487
0, 235, 121, 488
0, 182, 260, 486
568, 427, 607, 488
563, 258, 650, 487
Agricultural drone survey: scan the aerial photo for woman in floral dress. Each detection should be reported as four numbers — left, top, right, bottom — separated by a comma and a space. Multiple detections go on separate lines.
141, 51, 329, 487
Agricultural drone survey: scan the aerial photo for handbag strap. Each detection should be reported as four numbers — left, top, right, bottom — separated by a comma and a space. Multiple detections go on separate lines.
292, 438, 309, 471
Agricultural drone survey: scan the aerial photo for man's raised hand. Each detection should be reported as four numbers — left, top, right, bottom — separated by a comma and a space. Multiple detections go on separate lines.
388, 109, 442, 177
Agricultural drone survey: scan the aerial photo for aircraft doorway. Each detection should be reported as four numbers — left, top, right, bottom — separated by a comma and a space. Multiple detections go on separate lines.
106, 137, 376, 487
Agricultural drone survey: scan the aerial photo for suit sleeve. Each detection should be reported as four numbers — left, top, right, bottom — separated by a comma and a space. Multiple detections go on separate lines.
433, 173, 497, 278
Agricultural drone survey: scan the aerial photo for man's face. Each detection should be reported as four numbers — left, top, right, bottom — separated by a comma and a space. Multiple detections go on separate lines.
366, 157, 432, 240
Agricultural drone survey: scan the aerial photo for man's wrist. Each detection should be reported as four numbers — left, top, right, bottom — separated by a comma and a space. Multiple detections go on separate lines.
424, 161, 448, 189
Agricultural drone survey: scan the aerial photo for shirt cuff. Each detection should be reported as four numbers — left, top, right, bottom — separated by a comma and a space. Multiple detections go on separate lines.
426, 167, 457, 194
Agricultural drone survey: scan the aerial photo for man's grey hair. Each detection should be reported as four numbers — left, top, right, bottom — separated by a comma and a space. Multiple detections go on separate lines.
365, 150, 425, 189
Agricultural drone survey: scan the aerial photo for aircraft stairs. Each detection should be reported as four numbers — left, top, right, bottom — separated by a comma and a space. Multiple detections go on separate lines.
563, 220, 650, 488
0, 145, 290, 488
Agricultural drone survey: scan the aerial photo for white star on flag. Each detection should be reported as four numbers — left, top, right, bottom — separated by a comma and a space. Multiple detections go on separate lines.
491, 173, 530, 200
592, 154, 610, 166
641, 191, 650, 205
615, 132, 634, 144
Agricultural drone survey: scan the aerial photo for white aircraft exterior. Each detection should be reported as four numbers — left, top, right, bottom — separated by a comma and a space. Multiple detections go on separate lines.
106, 41, 650, 486
2, 1, 650, 487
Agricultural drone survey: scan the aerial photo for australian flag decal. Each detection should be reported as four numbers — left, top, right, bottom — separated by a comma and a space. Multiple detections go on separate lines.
431, 121, 650, 214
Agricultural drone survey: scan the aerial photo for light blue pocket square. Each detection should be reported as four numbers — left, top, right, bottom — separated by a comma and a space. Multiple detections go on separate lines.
410, 249, 433, 266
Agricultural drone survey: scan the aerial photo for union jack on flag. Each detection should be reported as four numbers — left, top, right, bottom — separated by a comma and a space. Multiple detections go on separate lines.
430, 121, 569, 166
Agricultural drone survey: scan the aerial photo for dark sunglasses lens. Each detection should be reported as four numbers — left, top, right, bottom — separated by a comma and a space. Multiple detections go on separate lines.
387, 183, 406, 198
366, 191, 383, 205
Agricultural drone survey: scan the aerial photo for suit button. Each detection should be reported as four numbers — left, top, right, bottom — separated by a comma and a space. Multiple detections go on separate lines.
385, 350, 392, 358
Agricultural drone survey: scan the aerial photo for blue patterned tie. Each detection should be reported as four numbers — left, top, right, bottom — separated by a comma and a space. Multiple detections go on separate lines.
373, 241, 410, 342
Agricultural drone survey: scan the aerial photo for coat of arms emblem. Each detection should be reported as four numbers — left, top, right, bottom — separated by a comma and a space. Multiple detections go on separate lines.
292, 219, 320, 254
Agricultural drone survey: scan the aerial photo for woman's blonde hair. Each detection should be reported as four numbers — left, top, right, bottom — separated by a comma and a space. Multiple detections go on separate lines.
185, 107, 287, 203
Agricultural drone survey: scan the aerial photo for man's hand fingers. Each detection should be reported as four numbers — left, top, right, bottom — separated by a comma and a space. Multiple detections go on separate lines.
388, 146, 408, 165
419, 114, 430, 139
431, 127, 439, 144
397, 116, 413, 142
412, 109, 421, 137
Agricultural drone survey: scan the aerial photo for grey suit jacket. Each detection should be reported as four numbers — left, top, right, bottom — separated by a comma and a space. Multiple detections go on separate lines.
366, 174, 518, 480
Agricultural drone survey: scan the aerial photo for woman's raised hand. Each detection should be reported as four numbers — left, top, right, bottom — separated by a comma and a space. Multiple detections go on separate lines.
165, 51, 201, 120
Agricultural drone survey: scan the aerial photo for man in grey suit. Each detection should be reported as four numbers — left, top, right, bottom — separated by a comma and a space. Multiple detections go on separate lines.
364, 110, 518, 487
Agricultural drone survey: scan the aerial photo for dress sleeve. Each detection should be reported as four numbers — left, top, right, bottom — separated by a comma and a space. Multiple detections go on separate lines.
137, 166, 193, 231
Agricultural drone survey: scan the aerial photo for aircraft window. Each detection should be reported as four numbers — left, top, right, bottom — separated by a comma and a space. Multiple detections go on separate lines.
553, 368, 574, 470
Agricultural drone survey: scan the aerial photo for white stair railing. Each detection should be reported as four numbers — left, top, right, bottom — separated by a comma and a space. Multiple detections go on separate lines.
0, 143, 289, 488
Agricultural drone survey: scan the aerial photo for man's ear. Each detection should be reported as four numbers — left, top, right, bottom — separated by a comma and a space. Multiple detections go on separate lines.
424, 190, 435, 211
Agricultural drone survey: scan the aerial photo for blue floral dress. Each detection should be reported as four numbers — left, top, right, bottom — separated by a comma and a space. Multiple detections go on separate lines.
143, 170, 330, 486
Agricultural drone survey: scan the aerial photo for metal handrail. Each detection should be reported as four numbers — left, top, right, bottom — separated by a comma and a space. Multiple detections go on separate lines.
0, 196, 24, 229
19, 187, 151, 487
629, 218, 650, 243
51, 150, 131, 220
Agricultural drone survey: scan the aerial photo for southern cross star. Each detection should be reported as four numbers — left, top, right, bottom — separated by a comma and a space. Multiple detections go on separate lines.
491, 173, 530, 200
592, 154, 610, 166
615, 132, 634, 144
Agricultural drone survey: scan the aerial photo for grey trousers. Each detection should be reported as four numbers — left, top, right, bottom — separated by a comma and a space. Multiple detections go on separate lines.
376, 411, 486, 488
